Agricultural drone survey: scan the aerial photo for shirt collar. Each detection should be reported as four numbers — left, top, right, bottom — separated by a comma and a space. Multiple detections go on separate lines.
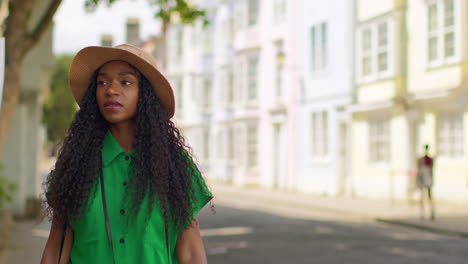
102, 130, 129, 167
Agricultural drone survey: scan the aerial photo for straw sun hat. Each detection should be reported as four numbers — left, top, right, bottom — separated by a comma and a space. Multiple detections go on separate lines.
69, 44, 175, 118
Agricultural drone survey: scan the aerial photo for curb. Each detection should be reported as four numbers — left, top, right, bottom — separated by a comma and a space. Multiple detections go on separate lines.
213, 188, 372, 220
375, 218, 468, 239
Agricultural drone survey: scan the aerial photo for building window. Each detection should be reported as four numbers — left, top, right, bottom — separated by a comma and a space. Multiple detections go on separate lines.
362, 28, 372, 76
377, 22, 389, 72
220, 17, 235, 45
369, 119, 390, 163
234, 126, 244, 166
235, 2, 244, 29
427, 0, 458, 66
217, 130, 225, 160
176, 77, 184, 113
176, 27, 184, 57
247, 0, 259, 26
227, 70, 234, 105
234, 58, 244, 103
438, 112, 464, 158
202, 79, 212, 110
247, 54, 259, 101
202, 25, 213, 54
227, 126, 234, 162
358, 18, 393, 82
247, 124, 258, 168
310, 22, 328, 72
273, 0, 286, 24
219, 69, 234, 108
310, 111, 328, 159
217, 72, 224, 108
203, 127, 210, 161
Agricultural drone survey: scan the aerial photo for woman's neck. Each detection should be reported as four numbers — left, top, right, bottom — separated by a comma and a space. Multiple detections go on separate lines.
109, 122, 135, 153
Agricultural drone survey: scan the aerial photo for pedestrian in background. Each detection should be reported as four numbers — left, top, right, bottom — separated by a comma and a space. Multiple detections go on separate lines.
416, 144, 435, 220
40, 44, 213, 264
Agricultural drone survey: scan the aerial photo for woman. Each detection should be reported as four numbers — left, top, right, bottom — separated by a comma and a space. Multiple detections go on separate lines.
416, 144, 435, 220
41, 44, 213, 264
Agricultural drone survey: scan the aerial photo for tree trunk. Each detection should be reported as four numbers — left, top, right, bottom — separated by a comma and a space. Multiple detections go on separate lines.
0, 63, 21, 159
0, 0, 36, 158
0, 0, 62, 156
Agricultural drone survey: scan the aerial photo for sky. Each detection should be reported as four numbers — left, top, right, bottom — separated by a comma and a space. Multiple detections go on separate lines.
53, 0, 161, 55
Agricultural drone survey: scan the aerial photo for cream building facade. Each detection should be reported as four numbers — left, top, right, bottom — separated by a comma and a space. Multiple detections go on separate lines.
406, 0, 468, 202
351, 0, 468, 202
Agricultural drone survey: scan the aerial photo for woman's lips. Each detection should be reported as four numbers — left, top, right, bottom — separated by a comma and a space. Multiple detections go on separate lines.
103, 101, 122, 111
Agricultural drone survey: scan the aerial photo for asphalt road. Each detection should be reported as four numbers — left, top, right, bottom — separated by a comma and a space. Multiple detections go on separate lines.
199, 205, 468, 264
6, 201, 468, 264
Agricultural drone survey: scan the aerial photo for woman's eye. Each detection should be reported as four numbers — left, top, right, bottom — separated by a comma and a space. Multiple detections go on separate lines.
122, 80, 132, 85
97, 80, 108, 86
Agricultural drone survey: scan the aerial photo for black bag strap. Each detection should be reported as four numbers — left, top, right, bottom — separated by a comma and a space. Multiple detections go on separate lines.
57, 220, 67, 264
100, 170, 116, 264
165, 224, 171, 264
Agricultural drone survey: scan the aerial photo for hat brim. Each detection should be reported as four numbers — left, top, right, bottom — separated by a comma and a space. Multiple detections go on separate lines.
69, 46, 175, 118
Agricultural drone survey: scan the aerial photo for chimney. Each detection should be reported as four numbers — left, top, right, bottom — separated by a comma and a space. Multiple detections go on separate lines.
126, 17, 140, 46
100, 34, 113, 47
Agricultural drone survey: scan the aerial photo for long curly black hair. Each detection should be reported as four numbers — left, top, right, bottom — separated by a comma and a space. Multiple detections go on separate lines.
45, 69, 206, 233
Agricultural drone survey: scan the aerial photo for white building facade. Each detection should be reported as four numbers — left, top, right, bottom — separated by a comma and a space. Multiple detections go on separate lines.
298, 0, 355, 196
167, 0, 301, 190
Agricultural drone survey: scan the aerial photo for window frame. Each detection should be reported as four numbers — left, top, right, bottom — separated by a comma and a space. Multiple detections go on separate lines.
310, 22, 328, 73
273, 0, 286, 24
368, 118, 391, 164
310, 111, 329, 161
247, 123, 258, 168
202, 78, 212, 111
175, 76, 184, 115
357, 16, 394, 83
247, 53, 259, 102
425, 0, 460, 68
437, 112, 464, 160
247, 0, 260, 27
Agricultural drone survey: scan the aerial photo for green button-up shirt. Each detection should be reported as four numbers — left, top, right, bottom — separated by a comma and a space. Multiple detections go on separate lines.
70, 130, 213, 263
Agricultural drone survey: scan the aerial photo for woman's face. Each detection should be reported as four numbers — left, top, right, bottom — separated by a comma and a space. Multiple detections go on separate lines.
96, 60, 140, 125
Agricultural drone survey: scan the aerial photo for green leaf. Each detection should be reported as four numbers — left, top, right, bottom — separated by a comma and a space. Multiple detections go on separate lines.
85, 0, 208, 26
42, 55, 78, 145
0, 163, 18, 211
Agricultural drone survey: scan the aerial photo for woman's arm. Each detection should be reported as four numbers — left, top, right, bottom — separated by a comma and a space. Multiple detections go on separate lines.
40, 216, 74, 264
176, 218, 208, 264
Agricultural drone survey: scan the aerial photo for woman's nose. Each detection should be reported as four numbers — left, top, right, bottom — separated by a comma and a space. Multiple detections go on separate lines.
106, 80, 120, 95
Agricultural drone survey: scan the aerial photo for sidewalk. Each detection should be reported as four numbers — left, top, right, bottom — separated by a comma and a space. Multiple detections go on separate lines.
210, 183, 468, 238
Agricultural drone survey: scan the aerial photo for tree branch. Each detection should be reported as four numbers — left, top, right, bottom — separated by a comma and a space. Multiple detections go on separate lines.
0, 0, 9, 35
22, 0, 62, 54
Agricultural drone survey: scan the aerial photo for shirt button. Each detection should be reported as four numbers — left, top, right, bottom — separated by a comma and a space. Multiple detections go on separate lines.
120, 209, 125, 215
123, 181, 127, 186
125, 156, 130, 161
120, 238, 125, 244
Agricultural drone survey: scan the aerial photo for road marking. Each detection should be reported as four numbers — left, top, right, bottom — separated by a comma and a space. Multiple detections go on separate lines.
201, 226, 253, 237
32, 229, 49, 238
206, 241, 249, 255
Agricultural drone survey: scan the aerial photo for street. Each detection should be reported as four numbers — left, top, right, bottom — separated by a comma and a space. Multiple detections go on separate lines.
199, 204, 468, 264
6, 200, 468, 264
